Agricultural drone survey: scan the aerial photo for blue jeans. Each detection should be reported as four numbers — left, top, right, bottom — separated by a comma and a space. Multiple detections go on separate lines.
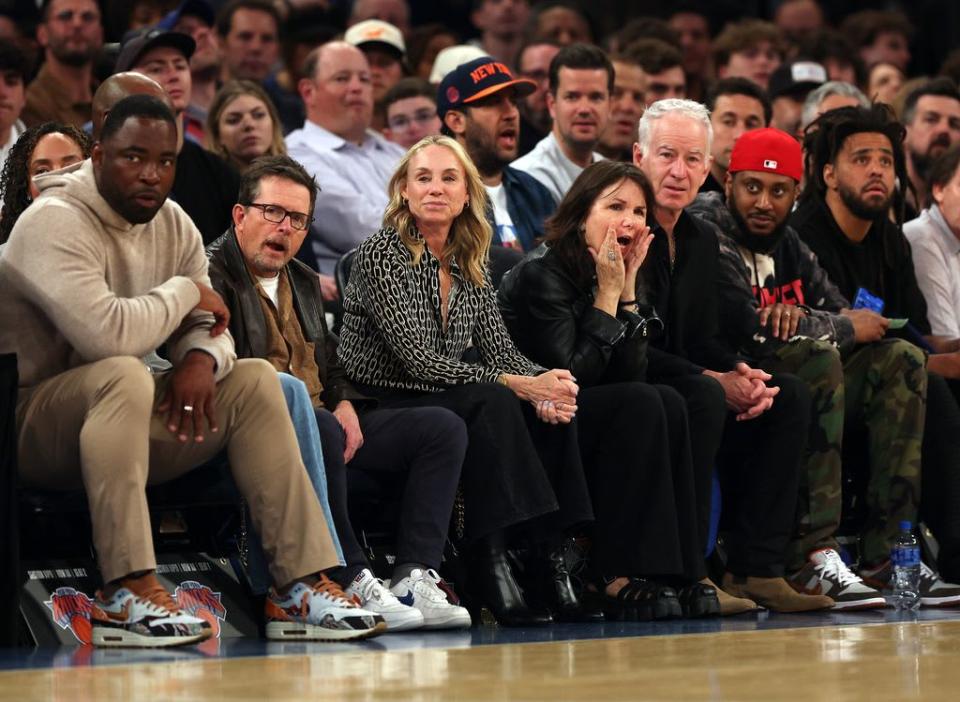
245, 373, 344, 594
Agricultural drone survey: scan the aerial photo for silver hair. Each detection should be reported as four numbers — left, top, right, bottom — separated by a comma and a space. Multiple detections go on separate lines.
801, 81, 869, 131
637, 99, 713, 156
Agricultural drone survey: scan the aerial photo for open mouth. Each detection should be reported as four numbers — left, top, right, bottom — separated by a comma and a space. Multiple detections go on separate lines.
264, 240, 286, 254
616, 235, 633, 246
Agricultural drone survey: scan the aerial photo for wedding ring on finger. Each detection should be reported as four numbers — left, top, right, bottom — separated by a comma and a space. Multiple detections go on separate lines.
607, 250, 617, 261
183, 405, 194, 413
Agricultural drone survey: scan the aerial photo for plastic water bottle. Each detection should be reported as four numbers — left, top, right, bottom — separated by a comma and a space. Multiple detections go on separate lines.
891, 521, 921, 611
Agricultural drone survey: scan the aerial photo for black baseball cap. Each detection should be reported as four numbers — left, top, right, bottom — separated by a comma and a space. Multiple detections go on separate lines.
436, 56, 536, 119
115, 28, 195, 73
768, 60, 827, 99
157, 0, 215, 31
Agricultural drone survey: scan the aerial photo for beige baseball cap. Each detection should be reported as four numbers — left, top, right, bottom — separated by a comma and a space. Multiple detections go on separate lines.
345, 19, 405, 59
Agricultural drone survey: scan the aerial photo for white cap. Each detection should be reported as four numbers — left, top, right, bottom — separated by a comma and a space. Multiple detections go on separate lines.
345, 19, 405, 57
429, 44, 488, 84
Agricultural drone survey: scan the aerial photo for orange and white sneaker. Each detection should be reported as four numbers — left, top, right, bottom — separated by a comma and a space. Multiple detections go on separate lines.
265, 573, 386, 641
91, 575, 212, 648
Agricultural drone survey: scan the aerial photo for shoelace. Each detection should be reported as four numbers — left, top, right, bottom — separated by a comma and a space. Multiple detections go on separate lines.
131, 584, 181, 616
919, 562, 938, 583
815, 551, 864, 588
362, 576, 395, 604
312, 575, 356, 607
416, 570, 451, 603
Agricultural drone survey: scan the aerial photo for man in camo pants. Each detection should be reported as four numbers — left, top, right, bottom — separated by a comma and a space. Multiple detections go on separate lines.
688, 127, 950, 609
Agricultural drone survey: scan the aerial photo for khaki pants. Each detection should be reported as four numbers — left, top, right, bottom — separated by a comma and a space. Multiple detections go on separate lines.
16, 356, 338, 585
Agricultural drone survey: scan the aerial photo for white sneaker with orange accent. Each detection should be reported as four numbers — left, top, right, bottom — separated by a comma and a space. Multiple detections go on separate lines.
91, 581, 212, 648
265, 574, 386, 641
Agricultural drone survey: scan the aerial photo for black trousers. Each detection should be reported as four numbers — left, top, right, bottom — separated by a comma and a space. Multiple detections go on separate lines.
365, 383, 593, 542
921, 373, 960, 581
576, 382, 706, 581
654, 374, 726, 560
660, 372, 809, 578
314, 405, 467, 570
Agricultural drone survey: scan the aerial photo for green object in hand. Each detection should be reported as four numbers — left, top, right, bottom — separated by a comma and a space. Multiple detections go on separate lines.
887, 318, 908, 329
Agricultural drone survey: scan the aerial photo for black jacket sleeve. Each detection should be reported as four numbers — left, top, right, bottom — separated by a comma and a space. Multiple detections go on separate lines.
503, 258, 649, 386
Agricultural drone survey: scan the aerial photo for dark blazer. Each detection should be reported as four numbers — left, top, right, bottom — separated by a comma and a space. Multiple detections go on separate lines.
206, 228, 368, 409
644, 209, 743, 378
497, 245, 660, 388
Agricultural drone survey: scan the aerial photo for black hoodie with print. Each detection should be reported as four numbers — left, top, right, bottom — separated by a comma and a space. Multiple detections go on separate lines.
687, 191, 856, 360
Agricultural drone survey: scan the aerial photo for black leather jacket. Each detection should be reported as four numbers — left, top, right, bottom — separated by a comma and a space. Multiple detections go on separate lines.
497, 245, 662, 387
206, 228, 368, 409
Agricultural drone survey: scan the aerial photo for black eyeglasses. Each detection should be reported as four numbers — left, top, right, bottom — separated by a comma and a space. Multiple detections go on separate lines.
247, 203, 312, 231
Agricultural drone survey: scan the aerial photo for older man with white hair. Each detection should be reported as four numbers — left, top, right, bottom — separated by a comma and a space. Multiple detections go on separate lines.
630, 99, 834, 614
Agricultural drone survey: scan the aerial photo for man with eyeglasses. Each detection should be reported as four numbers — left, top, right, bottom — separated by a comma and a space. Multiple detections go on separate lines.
207, 155, 473, 631
381, 77, 441, 150
23, 0, 103, 128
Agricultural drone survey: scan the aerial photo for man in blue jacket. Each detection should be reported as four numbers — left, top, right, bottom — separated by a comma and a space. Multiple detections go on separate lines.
438, 56, 556, 253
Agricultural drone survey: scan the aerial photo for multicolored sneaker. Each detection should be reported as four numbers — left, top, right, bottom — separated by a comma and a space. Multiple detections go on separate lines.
861, 560, 960, 607
789, 549, 887, 610
91, 575, 212, 648
265, 573, 386, 641
346, 568, 424, 631
388, 569, 472, 629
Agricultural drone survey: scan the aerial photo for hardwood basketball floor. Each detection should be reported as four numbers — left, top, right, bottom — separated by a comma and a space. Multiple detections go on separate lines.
2, 614, 960, 701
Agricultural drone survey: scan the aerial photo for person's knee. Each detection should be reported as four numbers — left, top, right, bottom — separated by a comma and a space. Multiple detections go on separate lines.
277, 372, 310, 406
770, 373, 811, 419
683, 373, 727, 417
94, 356, 154, 408
656, 384, 688, 425
886, 340, 927, 376
411, 407, 468, 450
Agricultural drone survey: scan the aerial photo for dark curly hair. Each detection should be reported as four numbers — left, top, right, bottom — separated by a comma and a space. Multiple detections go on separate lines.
0, 122, 92, 244
801, 104, 910, 223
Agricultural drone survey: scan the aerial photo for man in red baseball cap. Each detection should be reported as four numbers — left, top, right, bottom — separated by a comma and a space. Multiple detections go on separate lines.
688, 127, 960, 610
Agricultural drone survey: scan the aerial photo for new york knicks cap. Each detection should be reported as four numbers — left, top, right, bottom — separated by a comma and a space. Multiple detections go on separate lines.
436, 56, 536, 119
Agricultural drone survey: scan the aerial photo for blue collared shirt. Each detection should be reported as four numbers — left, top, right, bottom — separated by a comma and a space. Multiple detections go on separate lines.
286, 120, 405, 274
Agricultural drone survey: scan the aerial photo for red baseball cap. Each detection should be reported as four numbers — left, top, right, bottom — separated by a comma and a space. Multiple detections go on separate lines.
728, 127, 803, 182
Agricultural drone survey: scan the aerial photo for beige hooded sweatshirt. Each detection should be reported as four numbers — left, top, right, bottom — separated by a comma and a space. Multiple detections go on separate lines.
0, 159, 235, 389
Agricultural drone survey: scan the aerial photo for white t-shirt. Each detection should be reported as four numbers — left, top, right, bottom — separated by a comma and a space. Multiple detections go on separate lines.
484, 183, 520, 249
258, 274, 280, 307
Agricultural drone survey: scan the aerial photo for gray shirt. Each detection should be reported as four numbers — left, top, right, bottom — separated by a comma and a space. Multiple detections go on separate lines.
285, 120, 404, 274
511, 131, 605, 205
905, 205, 960, 338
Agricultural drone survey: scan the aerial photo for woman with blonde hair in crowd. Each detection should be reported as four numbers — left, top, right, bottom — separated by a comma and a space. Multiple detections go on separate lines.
206, 80, 286, 172
337, 135, 599, 626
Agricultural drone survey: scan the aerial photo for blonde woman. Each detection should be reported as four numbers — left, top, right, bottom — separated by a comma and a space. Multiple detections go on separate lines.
206, 80, 286, 172
338, 135, 597, 626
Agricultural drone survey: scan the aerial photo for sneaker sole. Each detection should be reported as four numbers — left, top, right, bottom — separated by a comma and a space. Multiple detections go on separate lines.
921, 594, 960, 607
265, 620, 387, 641
92, 626, 212, 648
831, 597, 889, 610
381, 612, 425, 632
421, 612, 473, 630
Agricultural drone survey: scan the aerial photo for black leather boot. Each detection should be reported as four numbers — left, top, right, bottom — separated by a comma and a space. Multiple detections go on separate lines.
539, 539, 604, 623
468, 533, 552, 627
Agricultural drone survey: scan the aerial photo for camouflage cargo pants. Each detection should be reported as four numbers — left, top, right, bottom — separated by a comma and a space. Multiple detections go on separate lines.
760, 337, 926, 570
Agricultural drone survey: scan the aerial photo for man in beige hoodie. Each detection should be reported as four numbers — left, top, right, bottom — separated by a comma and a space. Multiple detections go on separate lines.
0, 95, 384, 647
